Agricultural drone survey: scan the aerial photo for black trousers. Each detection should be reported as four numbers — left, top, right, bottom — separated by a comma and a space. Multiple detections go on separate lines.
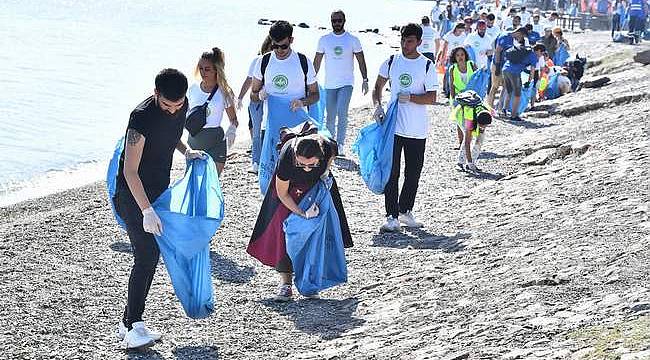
612, 14, 621, 38
114, 192, 161, 329
384, 135, 426, 218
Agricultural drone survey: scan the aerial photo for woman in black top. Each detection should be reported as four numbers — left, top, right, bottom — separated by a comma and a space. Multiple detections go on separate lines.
247, 128, 352, 301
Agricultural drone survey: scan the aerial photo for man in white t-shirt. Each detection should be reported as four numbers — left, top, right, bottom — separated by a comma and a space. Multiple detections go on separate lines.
464, 19, 494, 69
485, 13, 500, 40
431, 1, 443, 31
250, 21, 319, 132
438, 22, 467, 64
418, 16, 441, 63
371, 23, 438, 233
314, 10, 368, 155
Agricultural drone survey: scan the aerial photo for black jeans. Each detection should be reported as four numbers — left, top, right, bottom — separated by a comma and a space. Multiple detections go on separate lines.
384, 135, 426, 218
612, 14, 621, 38
114, 192, 161, 329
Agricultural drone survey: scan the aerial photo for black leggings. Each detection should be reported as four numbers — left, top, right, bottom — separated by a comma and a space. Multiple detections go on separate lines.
612, 14, 621, 38
114, 192, 161, 329
384, 135, 426, 218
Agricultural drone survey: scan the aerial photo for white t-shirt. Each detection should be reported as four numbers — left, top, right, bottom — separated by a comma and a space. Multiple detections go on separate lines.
418, 26, 440, 54
464, 32, 494, 69
253, 50, 317, 128
378, 54, 439, 139
187, 83, 230, 129
316, 32, 362, 89
502, 17, 514, 31
486, 25, 500, 40
247, 56, 259, 78
521, 12, 531, 25
443, 32, 467, 56
531, 23, 545, 35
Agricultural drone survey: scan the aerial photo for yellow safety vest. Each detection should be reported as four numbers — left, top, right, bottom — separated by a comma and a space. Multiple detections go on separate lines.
450, 103, 489, 138
451, 61, 475, 95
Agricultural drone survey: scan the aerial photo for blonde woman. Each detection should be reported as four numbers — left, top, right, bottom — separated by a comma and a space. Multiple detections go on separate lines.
187, 47, 238, 175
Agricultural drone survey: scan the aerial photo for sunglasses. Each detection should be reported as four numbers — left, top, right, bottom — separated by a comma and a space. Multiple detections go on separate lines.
271, 43, 290, 50
331, 18, 344, 23
294, 159, 320, 169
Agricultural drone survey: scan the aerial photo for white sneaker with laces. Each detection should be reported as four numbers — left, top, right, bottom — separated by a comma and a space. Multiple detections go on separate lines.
398, 211, 424, 228
122, 321, 155, 349
117, 321, 162, 342
274, 284, 293, 302
380, 216, 401, 232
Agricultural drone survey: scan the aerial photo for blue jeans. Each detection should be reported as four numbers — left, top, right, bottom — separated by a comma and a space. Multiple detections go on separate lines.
248, 101, 263, 165
325, 85, 353, 146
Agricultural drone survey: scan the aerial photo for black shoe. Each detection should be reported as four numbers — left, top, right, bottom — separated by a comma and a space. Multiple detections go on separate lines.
511, 116, 522, 122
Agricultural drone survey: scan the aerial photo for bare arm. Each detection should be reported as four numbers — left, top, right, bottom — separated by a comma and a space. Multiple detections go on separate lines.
372, 75, 389, 105
300, 83, 320, 106
434, 39, 441, 58
237, 76, 252, 101
225, 105, 238, 127
313, 52, 324, 74
276, 177, 307, 217
450, 70, 457, 100
409, 90, 436, 105
354, 51, 369, 80
250, 77, 264, 102
123, 129, 151, 211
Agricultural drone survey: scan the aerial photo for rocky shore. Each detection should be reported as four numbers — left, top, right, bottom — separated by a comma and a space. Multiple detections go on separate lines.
0, 31, 648, 360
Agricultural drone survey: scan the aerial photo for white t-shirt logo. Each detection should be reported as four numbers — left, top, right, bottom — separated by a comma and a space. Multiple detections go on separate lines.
334, 45, 344, 56
399, 73, 413, 88
272, 74, 289, 90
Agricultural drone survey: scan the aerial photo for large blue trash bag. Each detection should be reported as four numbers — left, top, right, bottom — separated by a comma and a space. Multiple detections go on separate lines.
284, 179, 347, 296
352, 100, 399, 194
509, 82, 535, 114
464, 45, 477, 63
545, 73, 561, 100
152, 156, 224, 319
107, 137, 126, 229
307, 85, 327, 123
258, 96, 329, 194
465, 68, 490, 99
553, 44, 570, 66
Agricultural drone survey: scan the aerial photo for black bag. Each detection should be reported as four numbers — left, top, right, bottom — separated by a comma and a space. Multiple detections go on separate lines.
276, 121, 319, 151
185, 85, 219, 137
505, 45, 533, 64
455, 90, 482, 107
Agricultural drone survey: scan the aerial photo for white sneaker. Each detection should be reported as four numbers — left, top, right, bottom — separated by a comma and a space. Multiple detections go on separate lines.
122, 321, 155, 349
116, 321, 162, 342
248, 162, 259, 174
274, 284, 293, 302
398, 211, 424, 228
337, 144, 345, 157
380, 216, 401, 232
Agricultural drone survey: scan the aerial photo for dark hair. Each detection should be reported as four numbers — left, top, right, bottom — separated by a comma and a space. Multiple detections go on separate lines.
476, 111, 492, 125
295, 136, 324, 159
331, 9, 345, 19
533, 43, 546, 52
550, 11, 559, 17
525, 23, 533, 31
269, 20, 293, 42
155, 68, 188, 102
400, 23, 423, 40
421, 16, 430, 25
450, 47, 470, 64
514, 15, 522, 21
487, 13, 496, 21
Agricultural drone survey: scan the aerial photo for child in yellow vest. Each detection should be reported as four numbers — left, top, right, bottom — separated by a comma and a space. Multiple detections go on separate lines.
450, 92, 493, 172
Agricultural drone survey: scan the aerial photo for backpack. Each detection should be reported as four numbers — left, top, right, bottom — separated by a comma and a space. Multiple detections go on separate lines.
505, 45, 533, 64
455, 90, 486, 126
261, 51, 309, 97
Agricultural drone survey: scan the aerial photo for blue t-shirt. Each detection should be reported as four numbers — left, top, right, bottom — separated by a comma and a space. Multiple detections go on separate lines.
528, 31, 541, 45
495, 33, 514, 65
503, 51, 538, 75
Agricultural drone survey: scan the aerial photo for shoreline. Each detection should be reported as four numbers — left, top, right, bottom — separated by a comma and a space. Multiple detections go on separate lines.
1, 30, 650, 359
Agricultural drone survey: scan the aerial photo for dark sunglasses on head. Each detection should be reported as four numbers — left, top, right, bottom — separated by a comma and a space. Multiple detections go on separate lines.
271, 43, 290, 50
295, 159, 320, 169
331, 18, 344, 23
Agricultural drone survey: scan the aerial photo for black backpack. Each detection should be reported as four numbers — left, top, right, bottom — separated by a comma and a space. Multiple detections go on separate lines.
386, 54, 433, 90
260, 51, 309, 97
505, 45, 533, 64
455, 90, 487, 125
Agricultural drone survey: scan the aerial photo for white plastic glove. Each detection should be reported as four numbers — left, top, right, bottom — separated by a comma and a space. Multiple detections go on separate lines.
373, 104, 385, 123
236, 97, 243, 111
398, 91, 411, 104
185, 149, 206, 160
361, 79, 369, 95
225, 124, 237, 148
304, 203, 320, 219
142, 207, 163, 236
258, 88, 268, 101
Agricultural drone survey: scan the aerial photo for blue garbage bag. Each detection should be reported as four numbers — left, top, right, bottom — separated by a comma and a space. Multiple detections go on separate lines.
352, 101, 398, 194
553, 44, 570, 66
284, 179, 347, 296
307, 85, 327, 123
107, 137, 126, 229
510, 82, 535, 114
546, 73, 561, 100
152, 156, 224, 319
258, 96, 329, 194
464, 45, 477, 63
465, 68, 490, 99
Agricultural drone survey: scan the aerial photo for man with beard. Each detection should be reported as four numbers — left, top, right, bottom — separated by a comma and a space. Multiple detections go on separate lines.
314, 10, 368, 156
464, 19, 494, 69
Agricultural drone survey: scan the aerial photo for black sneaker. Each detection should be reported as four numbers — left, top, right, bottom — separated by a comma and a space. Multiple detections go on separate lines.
511, 116, 522, 122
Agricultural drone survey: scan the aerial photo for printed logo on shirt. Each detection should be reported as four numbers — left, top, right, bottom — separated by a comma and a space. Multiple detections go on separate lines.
399, 73, 412, 88
334, 45, 344, 56
206, 106, 212, 117
272, 74, 289, 90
